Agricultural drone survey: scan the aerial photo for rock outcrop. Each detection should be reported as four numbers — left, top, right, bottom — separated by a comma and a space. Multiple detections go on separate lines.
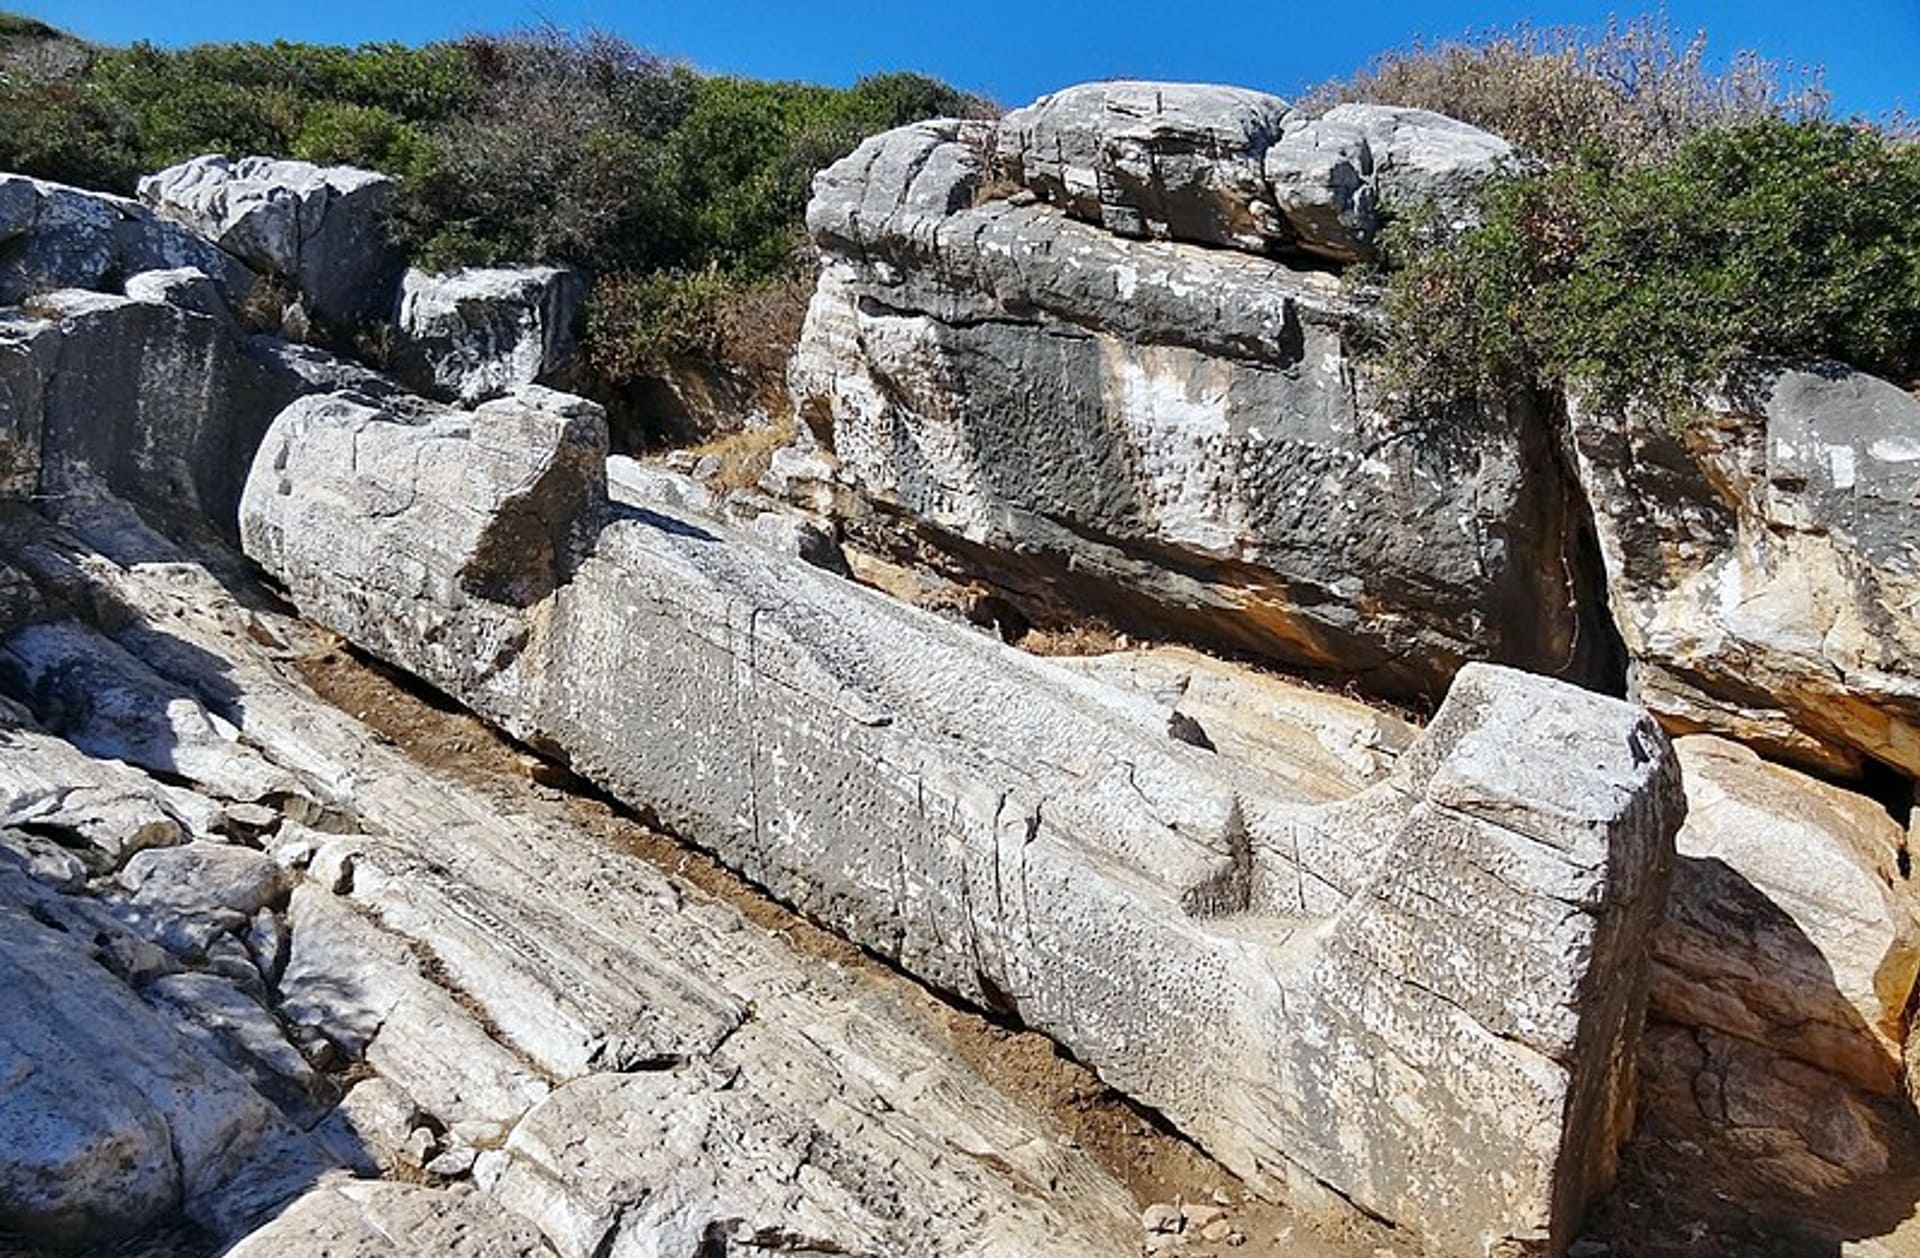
1263, 103, 1516, 261
992, 83, 1511, 260
243, 381, 1685, 1257
0, 171, 257, 309
0, 288, 335, 531
0, 500, 1143, 1256
392, 265, 586, 405
789, 118, 1599, 702
1573, 367, 1920, 779
140, 155, 401, 330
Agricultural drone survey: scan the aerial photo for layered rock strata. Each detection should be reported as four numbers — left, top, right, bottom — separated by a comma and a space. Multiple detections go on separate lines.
785, 118, 1603, 703
242, 383, 1685, 1256
0, 500, 1141, 1256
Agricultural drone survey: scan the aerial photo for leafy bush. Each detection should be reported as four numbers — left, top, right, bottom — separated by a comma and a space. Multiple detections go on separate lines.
1377, 119, 1920, 417
0, 15, 985, 421
1306, 15, 1827, 167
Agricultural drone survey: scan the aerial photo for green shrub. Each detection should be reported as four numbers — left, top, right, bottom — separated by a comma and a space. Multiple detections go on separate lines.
1378, 119, 1920, 417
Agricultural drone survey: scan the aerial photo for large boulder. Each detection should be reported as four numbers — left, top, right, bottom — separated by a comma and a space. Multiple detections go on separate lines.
0, 172, 256, 308
1263, 103, 1515, 261
995, 80, 1296, 251
0, 289, 305, 530
791, 117, 1610, 702
1571, 365, 1920, 778
1656, 735, 1917, 1100
243, 384, 1685, 1257
140, 155, 401, 330
391, 265, 586, 405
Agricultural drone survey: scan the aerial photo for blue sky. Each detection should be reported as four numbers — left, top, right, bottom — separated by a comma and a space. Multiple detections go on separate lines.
16, 0, 1915, 120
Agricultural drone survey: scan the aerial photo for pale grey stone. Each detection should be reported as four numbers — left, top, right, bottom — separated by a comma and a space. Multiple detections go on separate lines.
139, 155, 400, 329
0, 291, 313, 530
0, 884, 333, 1245
120, 840, 286, 917
793, 118, 1608, 699
1263, 104, 1515, 261
242, 388, 1683, 1256
222, 1180, 558, 1257
995, 81, 1296, 251
124, 265, 233, 322
1, 617, 296, 802
0, 172, 256, 307
392, 265, 586, 405
1569, 365, 1920, 777
21, 515, 1142, 1254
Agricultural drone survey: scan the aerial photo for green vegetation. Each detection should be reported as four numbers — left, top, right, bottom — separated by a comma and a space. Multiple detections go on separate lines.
0, 19, 985, 413
1319, 19, 1919, 418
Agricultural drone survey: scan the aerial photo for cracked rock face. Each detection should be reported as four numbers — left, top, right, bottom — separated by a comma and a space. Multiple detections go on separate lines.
0, 288, 322, 531
1570, 368, 1920, 779
140, 155, 401, 330
789, 118, 1603, 704
243, 380, 1685, 1256
1263, 104, 1516, 261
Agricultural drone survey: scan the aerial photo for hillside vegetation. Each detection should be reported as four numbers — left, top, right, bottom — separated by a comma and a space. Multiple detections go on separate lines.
0, 18, 983, 413
1, 13, 1913, 428
1310, 17, 1920, 416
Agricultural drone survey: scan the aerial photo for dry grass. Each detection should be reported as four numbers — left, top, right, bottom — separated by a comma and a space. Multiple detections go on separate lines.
682, 417, 795, 495
1304, 14, 1829, 166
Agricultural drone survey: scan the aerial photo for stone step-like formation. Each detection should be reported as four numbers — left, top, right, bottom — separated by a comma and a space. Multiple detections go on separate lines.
785, 117, 1604, 703
242, 384, 1685, 1257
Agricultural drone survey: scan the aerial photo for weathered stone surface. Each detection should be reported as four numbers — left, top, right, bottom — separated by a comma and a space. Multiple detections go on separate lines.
0, 717, 189, 869
1055, 645, 1417, 802
140, 155, 400, 329
244, 388, 1683, 1256
1571, 366, 1920, 778
995, 81, 1296, 251
124, 264, 234, 322
792, 118, 1606, 701
0, 290, 306, 529
1263, 104, 1514, 261
223, 1180, 557, 1258
483, 1062, 1105, 1258
121, 840, 286, 918
0, 878, 332, 1245
1654, 735, 1918, 1097
392, 265, 586, 405
2, 616, 296, 802
0, 171, 255, 307
6, 507, 1143, 1256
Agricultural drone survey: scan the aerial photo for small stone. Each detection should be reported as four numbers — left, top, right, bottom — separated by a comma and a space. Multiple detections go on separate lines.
425, 1145, 478, 1178
1184, 1204, 1227, 1232
402, 1125, 437, 1167
1142, 1202, 1182, 1233
1199, 1220, 1233, 1243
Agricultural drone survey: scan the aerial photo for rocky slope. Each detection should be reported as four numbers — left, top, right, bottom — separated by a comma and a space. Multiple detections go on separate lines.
1, 80, 1918, 1258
